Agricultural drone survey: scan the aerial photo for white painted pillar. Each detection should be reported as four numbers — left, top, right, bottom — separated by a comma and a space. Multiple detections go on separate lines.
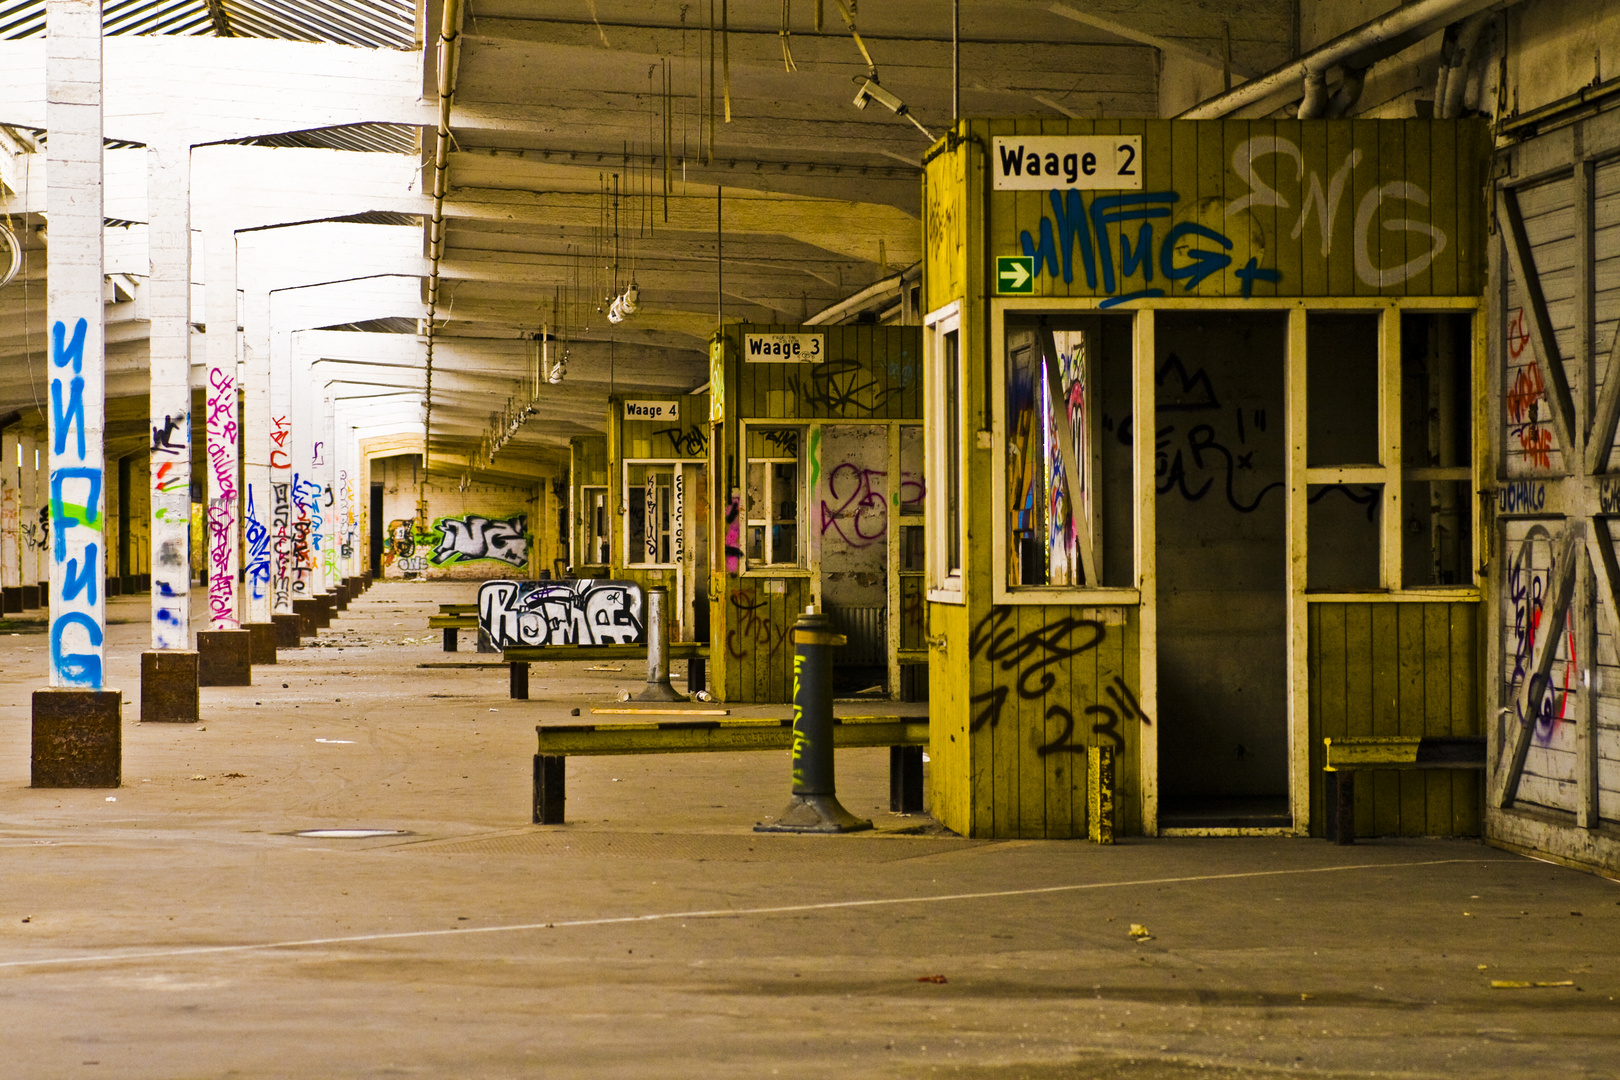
203, 224, 239, 628
148, 143, 191, 648
20, 433, 42, 588
242, 305, 272, 625
45, 0, 107, 688
319, 389, 338, 592
2, 430, 20, 591
341, 424, 359, 579
269, 327, 296, 612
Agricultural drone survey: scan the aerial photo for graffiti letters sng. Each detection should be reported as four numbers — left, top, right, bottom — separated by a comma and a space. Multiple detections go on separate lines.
49, 317, 104, 687
478, 579, 644, 649
434, 514, 528, 567
1016, 135, 1448, 304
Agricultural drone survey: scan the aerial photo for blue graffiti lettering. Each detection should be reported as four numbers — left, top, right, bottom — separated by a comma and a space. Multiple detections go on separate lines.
62, 544, 99, 604
50, 611, 103, 689
50, 467, 102, 561
52, 317, 86, 374
1017, 189, 1279, 303
51, 376, 86, 458
1499, 481, 1548, 514
245, 486, 271, 599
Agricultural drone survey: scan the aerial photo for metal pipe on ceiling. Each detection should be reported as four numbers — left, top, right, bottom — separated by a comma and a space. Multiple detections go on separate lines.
1178, 0, 1519, 119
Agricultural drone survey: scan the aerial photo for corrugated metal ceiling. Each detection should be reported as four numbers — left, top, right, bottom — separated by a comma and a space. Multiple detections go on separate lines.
0, 0, 414, 48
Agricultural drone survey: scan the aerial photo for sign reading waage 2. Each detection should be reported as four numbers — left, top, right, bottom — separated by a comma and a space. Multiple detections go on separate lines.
991, 136, 1142, 191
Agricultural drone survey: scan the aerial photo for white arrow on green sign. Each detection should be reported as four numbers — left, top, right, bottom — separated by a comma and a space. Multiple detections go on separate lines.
997, 255, 1034, 294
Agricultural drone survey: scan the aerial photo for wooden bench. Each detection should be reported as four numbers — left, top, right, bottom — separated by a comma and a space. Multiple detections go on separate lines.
533, 713, 927, 824
502, 642, 711, 699
1323, 735, 1486, 844
427, 603, 478, 651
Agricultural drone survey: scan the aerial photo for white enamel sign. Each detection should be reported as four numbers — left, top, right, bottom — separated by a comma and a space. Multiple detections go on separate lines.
624, 400, 679, 421
744, 332, 824, 362
991, 136, 1142, 191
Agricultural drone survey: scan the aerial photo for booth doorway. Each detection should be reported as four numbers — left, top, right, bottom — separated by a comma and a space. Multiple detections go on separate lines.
1155, 312, 1290, 828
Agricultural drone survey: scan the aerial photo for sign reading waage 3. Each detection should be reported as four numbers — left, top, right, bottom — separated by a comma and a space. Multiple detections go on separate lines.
744, 332, 824, 362
991, 136, 1142, 191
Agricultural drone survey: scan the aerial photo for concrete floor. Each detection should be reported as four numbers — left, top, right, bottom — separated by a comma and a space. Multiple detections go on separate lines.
1, 582, 1617, 1079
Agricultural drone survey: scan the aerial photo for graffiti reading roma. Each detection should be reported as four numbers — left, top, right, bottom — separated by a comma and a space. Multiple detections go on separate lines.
478, 579, 644, 648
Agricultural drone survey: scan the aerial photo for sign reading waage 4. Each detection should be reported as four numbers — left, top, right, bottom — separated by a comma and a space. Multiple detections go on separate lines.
744, 332, 824, 362
624, 399, 679, 421
992, 136, 1142, 191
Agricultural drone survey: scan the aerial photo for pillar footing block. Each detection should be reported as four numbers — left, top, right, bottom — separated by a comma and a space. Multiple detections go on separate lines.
333, 584, 349, 611
198, 629, 252, 686
272, 613, 302, 647
313, 594, 333, 629
246, 622, 277, 664
754, 794, 872, 834
292, 599, 319, 637
32, 688, 122, 788
1, 586, 21, 613
20, 584, 39, 609
141, 651, 199, 723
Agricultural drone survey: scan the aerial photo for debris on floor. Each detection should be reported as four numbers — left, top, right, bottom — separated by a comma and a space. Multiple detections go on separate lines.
916, 974, 948, 984
1491, 979, 1576, 989
1129, 924, 1153, 941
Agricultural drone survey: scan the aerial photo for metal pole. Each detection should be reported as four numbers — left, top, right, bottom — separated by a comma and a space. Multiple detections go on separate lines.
634, 586, 687, 701
756, 606, 871, 833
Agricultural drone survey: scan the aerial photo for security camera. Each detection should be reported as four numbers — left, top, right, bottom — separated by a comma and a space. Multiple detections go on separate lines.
853, 77, 905, 114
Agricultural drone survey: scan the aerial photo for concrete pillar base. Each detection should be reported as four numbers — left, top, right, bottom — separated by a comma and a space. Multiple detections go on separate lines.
333, 584, 349, 611
272, 613, 302, 647
246, 622, 278, 664
314, 594, 333, 628
292, 599, 319, 637
32, 688, 122, 788
21, 584, 39, 609
141, 651, 199, 723
198, 629, 252, 686
1, 587, 21, 613
105, 576, 122, 597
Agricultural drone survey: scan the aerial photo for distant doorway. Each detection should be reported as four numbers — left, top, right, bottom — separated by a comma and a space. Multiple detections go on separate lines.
1154, 312, 1290, 829
369, 483, 384, 577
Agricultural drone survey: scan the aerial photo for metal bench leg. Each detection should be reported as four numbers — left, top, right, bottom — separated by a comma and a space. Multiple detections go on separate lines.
510, 661, 530, 700
1331, 771, 1356, 845
442, 627, 457, 652
534, 754, 565, 824
890, 745, 924, 812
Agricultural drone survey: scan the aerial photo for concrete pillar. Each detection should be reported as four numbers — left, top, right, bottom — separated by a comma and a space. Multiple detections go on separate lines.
199, 222, 249, 678
319, 389, 338, 602
269, 328, 295, 620
19, 432, 42, 607
142, 141, 198, 720
241, 225, 276, 658
36, 0, 121, 787
1, 429, 21, 611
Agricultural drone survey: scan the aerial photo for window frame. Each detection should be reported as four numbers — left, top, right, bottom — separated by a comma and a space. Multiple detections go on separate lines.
621, 458, 683, 570
575, 483, 610, 568
736, 421, 809, 576
989, 299, 1142, 605
925, 302, 967, 602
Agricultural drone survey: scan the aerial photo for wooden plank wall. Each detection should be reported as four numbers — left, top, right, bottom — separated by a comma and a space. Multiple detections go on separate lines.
1308, 601, 1481, 837
965, 604, 1142, 839
733, 324, 922, 422
979, 118, 1487, 303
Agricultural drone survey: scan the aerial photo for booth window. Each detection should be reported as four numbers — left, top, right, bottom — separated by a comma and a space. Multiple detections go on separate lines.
742, 427, 802, 568
626, 464, 679, 566
579, 485, 609, 565
1003, 313, 1133, 589
1400, 313, 1473, 587
925, 305, 964, 595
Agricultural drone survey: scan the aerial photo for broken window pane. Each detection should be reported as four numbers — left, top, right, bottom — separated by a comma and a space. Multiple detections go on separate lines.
1307, 484, 1382, 591
1307, 313, 1380, 467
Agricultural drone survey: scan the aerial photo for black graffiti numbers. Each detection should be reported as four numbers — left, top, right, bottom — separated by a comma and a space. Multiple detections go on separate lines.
967, 608, 1106, 731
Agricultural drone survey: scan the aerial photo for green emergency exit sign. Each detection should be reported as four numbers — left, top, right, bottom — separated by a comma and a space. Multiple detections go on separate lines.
996, 255, 1034, 294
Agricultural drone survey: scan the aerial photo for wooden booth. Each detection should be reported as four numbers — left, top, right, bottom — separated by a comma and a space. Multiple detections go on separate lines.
568, 435, 610, 577
706, 323, 925, 703
600, 392, 711, 646
922, 118, 1490, 838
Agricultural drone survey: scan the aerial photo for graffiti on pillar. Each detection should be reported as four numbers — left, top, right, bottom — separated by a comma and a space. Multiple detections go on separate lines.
205, 364, 238, 627
428, 514, 528, 567
245, 484, 271, 602
271, 481, 292, 610
382, 518, 414, 568
477, 578, 643, 648
152, 414, 186, 456
289, 474, 320, 596
49, 317, 104, 688
270, 415, 290, 469
1, 483, 19, 588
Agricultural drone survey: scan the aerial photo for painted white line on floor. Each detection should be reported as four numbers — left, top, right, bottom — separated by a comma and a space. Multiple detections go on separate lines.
0, 858, 1495, 971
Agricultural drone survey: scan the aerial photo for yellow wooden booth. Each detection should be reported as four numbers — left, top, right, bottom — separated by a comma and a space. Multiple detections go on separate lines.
922, 118, 1490, 838
706, 323, 925, 703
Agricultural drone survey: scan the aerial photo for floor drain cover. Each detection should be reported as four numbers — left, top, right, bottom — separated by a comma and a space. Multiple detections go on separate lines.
293, 829, 411, 839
